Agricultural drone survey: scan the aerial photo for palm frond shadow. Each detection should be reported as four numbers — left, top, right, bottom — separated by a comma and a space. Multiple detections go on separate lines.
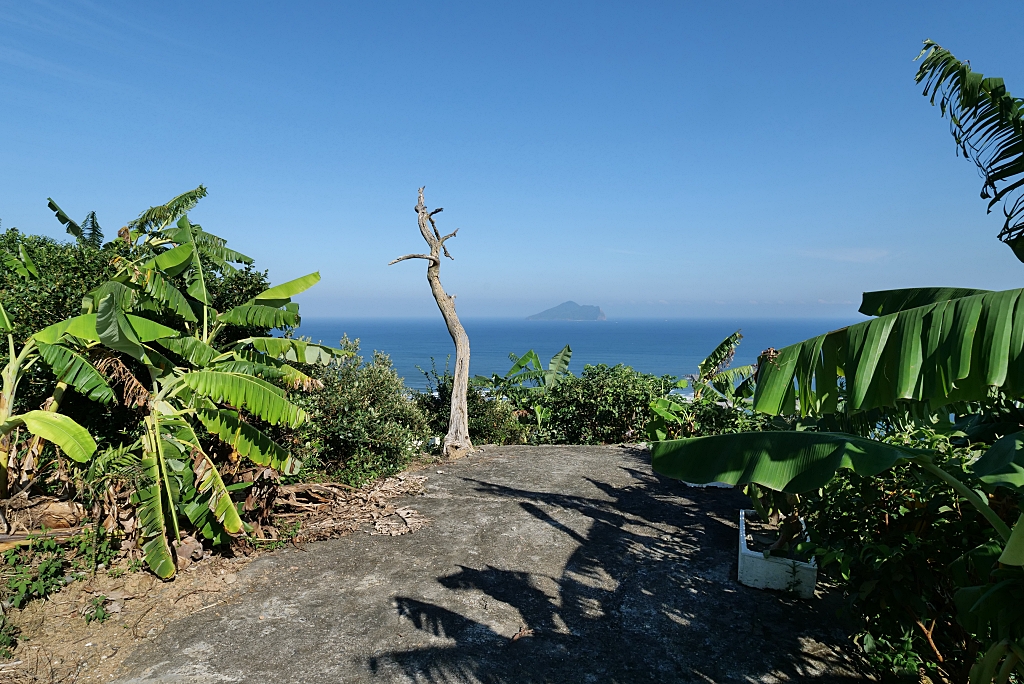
370, 449, 872, 683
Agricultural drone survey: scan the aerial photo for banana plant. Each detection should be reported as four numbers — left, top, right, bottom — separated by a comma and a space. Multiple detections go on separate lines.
78, 189, 348, 577
473, 345, 572, 428
473, 344, 573, 395
645, 331, 753, 441
47, 198, 104, 249
650, 286, 1024, 682
0, 243, 111, 494
689, 330, 755, 403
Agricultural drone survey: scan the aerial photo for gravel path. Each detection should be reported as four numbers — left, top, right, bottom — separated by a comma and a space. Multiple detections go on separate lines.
114, 445, 873, 683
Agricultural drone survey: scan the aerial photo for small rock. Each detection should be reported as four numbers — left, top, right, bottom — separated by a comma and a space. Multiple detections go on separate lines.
436, 470, 444, 474
223, 574, 237, 585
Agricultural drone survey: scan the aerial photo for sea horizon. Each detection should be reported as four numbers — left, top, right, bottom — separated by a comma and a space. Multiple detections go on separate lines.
293, 316, 862, 390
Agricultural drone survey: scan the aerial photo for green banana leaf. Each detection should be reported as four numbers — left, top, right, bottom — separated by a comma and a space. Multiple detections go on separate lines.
252, 272, 321, 307
859, 287, 992, 316
972, 431, 1024, 491
12, 411, 97, 463
218, 304, 299, 329
142, 270, 197, 321
235, 337, 348, 364
196, 408, 298, 475
698, 330, 742, 382
754, 288, 1024, 416
181, 371, 307, 428
36, 342, 114, 404
651, 431, 926, 493
156, 336, 219, 367
917, 40, 1024, 261
175, 422, 245, 535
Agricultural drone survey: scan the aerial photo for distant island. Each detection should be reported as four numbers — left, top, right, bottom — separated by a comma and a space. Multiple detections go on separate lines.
527, 301, 606, 321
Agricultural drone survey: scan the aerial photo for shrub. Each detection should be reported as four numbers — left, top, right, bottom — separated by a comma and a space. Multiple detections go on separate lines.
533, 364, 677, 444
802, 423, 1019, 682
416, 361, 527, 447
294, 337, 430, 486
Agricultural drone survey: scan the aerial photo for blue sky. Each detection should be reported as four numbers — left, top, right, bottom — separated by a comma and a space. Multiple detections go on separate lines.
2, 1, 1024, 319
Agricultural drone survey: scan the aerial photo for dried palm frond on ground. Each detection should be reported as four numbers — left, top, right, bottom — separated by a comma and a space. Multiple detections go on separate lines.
272, 474, 429, 542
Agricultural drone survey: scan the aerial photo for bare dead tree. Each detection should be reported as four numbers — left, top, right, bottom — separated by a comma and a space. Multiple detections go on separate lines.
389, 188, 473, 457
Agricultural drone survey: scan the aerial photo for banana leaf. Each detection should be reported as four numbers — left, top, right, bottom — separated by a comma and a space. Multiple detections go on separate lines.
651, 431, 926, 493
754, 288, 1024, 416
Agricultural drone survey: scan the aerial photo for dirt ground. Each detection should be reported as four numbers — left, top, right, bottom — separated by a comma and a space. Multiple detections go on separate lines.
0, 473, 431, 683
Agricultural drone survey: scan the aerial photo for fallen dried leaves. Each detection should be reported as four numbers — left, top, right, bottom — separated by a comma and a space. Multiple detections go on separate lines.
274, 474, 429, 542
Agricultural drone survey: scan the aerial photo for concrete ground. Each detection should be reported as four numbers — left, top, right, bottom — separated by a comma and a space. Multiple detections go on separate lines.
115, 445, 873, 683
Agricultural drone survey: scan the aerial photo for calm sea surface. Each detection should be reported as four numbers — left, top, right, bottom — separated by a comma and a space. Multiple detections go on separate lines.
294, 318, 860, 390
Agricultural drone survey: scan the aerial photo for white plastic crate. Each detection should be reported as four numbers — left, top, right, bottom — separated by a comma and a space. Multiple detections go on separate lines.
737, 509, 817, 599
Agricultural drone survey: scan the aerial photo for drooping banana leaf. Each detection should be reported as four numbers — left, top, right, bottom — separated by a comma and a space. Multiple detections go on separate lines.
218, 304, 299, 330
36, 342, 114, 404
972, 430, 1024, 491
859, 287, 992, 316
196, 408, 298, 475
141, 270, 197, 321
143, 243, 195, 278
651, 431, 927, 493
181, 371, 307, 427
754, 288, 1024, 416
136, 413, 176, 578
231, 348, 319, 390
6, 411, 98, 463
209, 358, 289, 382
155, 336, 219, 367
33, 314, 101, 344
174, 421, 245, 534
234, 337, 348, 364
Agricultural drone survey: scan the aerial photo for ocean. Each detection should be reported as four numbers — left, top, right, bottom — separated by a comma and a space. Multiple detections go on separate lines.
294, 317, 861, 390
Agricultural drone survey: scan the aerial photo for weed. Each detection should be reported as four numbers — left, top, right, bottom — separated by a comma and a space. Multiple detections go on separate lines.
0, 615, 18, 659
82, 595, 109, 624
248, 520, 302, 551
3, 536, 68, 609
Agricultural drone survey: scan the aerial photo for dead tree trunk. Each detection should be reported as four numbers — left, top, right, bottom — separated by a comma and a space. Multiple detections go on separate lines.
390, 188, 473, 458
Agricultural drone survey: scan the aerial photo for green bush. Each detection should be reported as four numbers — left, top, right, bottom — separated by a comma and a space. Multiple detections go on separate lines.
294, 337, 430, 486
416, 361, 527, 447
532, 364, 676, 444
802, 423, 1018, 682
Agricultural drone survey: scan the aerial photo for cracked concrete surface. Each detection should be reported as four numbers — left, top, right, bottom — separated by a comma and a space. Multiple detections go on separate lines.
114, 445, 872, 683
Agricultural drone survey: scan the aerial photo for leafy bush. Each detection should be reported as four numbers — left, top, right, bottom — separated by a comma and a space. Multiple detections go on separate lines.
800, 420, 1020, 682
532, 364, 676, 444
295, 337, 430, 486
416, 360, 527, 448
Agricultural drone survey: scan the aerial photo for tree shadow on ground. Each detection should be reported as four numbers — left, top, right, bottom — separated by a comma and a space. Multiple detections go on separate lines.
370, 447, 871, 683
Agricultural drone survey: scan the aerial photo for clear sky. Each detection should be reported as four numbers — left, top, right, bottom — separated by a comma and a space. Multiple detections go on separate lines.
2, 1, 1024, 319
